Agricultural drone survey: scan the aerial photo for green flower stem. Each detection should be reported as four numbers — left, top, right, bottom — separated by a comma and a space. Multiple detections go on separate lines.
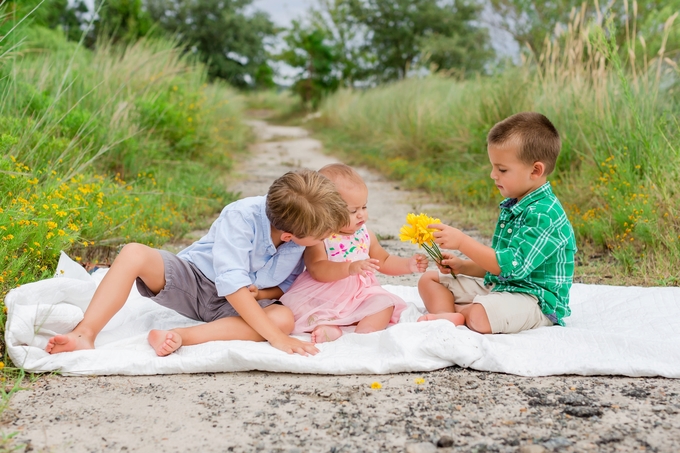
422, 241, 457, 279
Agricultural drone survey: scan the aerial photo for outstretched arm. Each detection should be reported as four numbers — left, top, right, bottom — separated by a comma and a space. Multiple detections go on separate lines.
226, 287, 319, 355
304, 242, 380, 281
430, 223, 500, 275
367, 230, 428, 275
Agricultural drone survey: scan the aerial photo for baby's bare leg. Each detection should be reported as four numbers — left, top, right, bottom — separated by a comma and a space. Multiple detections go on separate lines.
355, 306, 394, 334
171, 304, 294, 346
311, 325, 343, 344
418, 271, 455, 313
45, 244, 166, 354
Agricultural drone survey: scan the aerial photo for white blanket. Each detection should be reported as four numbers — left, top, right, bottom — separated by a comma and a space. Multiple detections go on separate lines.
5, 252, 680, 377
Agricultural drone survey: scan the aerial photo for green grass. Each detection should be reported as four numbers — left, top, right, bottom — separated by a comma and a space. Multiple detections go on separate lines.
314, 12, 680, 286
0, 23, 250, 404
243, 89, 304, 121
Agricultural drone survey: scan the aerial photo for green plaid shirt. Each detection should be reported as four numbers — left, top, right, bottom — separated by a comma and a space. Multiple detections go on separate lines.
484, 182, 576, 326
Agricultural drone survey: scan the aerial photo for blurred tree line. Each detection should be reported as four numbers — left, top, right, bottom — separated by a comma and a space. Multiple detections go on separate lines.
5, 0, 680, 106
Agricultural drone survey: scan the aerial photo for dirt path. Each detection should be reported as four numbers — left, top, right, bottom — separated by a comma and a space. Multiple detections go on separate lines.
3, 122, 680, 453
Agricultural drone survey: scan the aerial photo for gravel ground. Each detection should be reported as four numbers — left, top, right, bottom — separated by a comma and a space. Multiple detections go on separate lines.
3, 121, 679, 453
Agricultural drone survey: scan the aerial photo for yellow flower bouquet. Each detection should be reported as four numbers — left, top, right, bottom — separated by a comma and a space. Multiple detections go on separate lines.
399, 213, 456, 278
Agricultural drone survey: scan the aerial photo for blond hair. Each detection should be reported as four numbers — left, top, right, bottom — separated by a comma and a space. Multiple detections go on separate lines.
266, 169, 349, 238
318, 163, 366, 188
487, 112, 561, 175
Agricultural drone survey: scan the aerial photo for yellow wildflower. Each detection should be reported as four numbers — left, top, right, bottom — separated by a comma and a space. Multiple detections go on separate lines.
399, 213, 454, 278
370, 382, 382, 389
399, 213, 440, 245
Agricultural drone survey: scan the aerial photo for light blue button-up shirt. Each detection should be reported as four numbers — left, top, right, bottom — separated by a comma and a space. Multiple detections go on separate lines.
177, 196, 306, 297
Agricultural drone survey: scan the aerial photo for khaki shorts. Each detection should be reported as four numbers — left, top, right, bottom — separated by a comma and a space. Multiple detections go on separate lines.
438, 272, 553, 334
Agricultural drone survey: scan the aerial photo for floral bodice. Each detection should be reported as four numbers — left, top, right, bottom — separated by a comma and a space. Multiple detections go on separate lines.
325, 225, 371, 262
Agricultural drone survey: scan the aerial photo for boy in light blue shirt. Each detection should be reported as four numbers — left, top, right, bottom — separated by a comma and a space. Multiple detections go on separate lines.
45, 169, 348, 357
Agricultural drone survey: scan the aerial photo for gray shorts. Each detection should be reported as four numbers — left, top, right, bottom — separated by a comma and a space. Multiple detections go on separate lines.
136, 250, 278, 322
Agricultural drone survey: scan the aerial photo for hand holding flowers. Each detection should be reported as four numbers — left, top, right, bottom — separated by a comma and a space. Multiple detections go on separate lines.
436, 252, 465, 275
429, 223, 467, 251
399, 213, 457, 278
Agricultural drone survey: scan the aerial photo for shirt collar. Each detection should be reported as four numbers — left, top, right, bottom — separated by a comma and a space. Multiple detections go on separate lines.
499, 182, 552, 215
260, 196, 276, 253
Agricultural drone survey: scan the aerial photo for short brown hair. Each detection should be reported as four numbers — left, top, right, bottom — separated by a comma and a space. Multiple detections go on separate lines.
487, 112, 561, 175
266, 169, 349, 238
318, 163, 365, 188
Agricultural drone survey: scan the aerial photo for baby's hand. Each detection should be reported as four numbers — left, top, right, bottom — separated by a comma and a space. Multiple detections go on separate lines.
429, 223, 465, 250
349, 258, 380, 277
409, 253, 428, 273
247, 284, 259, 300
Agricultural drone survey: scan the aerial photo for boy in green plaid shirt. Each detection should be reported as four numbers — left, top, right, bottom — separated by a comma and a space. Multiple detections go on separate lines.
418, 112, 576, 334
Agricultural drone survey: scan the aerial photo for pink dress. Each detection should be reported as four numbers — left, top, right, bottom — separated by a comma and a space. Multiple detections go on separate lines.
280, 225, 407, 334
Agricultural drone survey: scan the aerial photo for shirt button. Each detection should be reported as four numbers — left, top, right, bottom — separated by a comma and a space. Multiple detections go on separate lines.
507, 228, 513, 233
500, 223, 505, 228
512, 260, 518, 266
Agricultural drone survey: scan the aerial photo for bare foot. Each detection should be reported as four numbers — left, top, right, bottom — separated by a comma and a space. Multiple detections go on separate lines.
45, 333, 95, 354
148, 330, 183, 356
310, 325, 343, 344
417, 313, 465, 326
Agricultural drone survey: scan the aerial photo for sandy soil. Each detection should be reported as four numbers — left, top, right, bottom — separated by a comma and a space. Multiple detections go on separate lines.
3, 121, 680, 453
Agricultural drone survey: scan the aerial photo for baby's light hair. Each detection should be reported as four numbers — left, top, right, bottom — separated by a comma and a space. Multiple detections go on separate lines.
266, 169, 348, 238
318, 163, 366, 188
487, 112, 561, 175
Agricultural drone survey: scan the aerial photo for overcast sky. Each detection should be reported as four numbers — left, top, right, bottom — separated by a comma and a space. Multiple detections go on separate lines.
250, 0, 313, 26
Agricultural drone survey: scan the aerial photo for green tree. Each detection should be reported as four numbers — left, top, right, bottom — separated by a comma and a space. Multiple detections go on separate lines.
2, 0, 88, 42
348, 0, 493, 81
145, 0, 276, 88
95, 0, 153, 44
278, 20, 339, 107
307, 0, 373, 86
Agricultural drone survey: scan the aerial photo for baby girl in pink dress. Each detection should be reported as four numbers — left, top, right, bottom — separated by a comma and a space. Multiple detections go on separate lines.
280, 163, 428, 343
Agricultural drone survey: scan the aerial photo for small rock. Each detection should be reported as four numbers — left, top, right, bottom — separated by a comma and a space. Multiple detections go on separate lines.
437, 436, 454, 448
405, 442, 438, 453
518, 446, 546, 453
558, 393, 592, 406
529, 397, 553, 407
622, 387, 649, 398
596, 433, 623, 445
564, 406, 603, 417
523, 388, 546, 398
542, 437, 573, 450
